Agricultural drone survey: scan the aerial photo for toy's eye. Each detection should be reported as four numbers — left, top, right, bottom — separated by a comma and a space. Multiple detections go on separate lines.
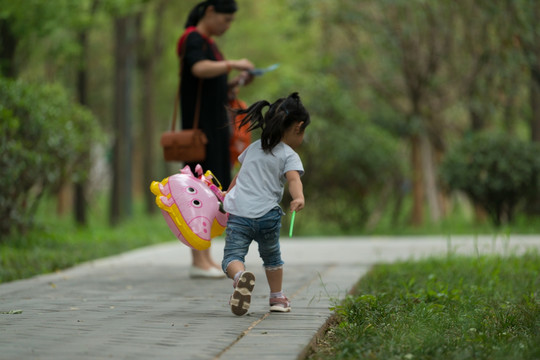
186, 187, 197, 194
192, 199, 202, 208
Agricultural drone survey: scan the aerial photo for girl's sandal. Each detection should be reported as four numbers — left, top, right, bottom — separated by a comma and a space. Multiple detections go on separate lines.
229, 271, 255, 316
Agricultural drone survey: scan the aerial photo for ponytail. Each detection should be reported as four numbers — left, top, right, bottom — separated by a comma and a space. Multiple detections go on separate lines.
235, 92, 311, 153
238, 100, 271, 132
185, 2, 208, 28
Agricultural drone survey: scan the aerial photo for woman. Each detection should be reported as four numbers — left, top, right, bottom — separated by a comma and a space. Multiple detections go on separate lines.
178, 0, 255, 278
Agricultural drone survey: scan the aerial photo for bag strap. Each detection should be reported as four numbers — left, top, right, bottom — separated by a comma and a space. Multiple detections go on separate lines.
171, 30, 204, 132
171, 88, 180, 132
171, 79, 202, 132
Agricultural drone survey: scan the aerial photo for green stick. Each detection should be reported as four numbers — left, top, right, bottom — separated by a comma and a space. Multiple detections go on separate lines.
289, 211, 296, 238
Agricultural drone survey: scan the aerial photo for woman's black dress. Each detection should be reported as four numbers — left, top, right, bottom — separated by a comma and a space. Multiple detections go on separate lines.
180, 31, 231, 188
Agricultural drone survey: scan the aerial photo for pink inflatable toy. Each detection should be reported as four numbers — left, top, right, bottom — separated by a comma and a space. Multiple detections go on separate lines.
150, 165, 228, 250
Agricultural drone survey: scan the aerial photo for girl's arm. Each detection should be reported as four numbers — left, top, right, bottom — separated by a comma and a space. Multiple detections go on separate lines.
226, 174, 238, 193
221, 174, 238, 199
286, 170, 304, 212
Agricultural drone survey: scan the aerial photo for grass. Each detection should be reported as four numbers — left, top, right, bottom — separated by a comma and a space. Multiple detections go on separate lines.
0, 195, 173, 283
306, 252, 540, 360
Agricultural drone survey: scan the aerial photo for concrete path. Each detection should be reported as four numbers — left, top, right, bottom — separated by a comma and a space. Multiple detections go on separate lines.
1, 235, 539, 360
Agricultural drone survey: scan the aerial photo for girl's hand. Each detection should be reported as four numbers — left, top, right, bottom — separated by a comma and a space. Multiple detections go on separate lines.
286, 170, 304, 212
290, 198, 304, 212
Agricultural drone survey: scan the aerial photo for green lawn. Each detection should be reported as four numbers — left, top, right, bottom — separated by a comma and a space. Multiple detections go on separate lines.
0, 198, 173, 283
307, 252, 540, 360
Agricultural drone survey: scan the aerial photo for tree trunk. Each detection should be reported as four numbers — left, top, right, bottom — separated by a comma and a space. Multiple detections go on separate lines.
74, 30, 89, 226
420, 133, 441, 222
410, 134, 424, 226
141, 60, 156, 214
0, 19, 18, 78
57, 182, 71, 215
531, 2, 540, 143
526, 3, 540, 213
530, 64, 540, 143
365, 182, 393, 231
110, 15, 136, 226
470, 109, 484, 131
526, 47, 540, 214
136, 1, 166, 215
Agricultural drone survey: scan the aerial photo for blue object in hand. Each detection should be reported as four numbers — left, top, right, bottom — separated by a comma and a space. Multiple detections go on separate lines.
249, 63, 280, 76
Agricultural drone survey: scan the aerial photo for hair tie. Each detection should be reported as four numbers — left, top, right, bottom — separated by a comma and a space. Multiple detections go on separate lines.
277, 100, 288, 115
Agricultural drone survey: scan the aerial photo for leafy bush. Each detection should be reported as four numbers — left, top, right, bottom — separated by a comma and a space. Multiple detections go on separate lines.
440, 132, 540, 226
294, 75, 404, 231
0, 77, 103, 238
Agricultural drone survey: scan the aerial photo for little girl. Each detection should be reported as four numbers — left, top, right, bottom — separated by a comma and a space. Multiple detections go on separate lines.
222, 92, 310, 316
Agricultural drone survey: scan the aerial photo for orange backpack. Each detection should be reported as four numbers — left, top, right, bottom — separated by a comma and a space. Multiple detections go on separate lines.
229, 97, 251, 166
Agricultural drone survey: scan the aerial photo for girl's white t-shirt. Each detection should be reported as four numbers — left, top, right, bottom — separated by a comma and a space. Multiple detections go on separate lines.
224, 139, 304, 218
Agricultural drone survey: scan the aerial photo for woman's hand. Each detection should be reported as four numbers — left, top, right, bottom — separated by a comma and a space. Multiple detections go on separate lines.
229, 59, 255, 86
230, 58, 255, 71
192, 58, 254, 79
232, 71, 254, 87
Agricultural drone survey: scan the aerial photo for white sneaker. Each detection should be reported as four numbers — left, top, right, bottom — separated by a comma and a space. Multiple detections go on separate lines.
189, 266, 226, 279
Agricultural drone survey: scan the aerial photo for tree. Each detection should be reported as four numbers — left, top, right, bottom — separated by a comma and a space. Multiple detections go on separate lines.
441, 133, 540, 226
502, 0, 540, 142
321, 0, 471, 225
0, 17, 17, 78
74, 0, 100, 226
0, 78, 103, 237
110, 13, 137, 225
135, 0, 167, 215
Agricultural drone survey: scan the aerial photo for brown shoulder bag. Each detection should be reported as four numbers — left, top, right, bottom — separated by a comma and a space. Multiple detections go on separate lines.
160, 79, 207, 163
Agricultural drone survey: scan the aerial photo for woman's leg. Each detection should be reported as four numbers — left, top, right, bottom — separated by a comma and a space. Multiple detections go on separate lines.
190, 249, 224, 278
191, 248, 212, 269
204, 248, 221, 269
191, 248, 221, 270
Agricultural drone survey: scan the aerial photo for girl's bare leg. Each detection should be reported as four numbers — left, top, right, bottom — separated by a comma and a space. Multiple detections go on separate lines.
265, 267, 283, 293
226, 260, 245, 280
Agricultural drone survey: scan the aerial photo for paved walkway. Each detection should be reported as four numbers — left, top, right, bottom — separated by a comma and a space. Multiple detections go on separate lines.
1, 235, 539, 360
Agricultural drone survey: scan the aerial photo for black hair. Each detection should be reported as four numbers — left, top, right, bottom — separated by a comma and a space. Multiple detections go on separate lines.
185, 0, 238, 28
236, 92, 311, 153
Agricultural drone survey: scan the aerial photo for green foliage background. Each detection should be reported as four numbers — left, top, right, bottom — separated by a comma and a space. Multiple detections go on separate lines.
0, 77, 103, 236
441, 133, 540, 226
1, 0, 540, 238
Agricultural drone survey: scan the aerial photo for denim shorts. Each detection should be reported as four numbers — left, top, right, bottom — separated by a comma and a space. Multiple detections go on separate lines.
222, 207, 283, 273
